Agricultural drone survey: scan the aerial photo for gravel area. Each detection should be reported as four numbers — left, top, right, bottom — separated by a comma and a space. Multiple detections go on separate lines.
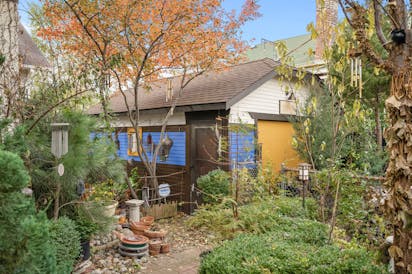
74, 213, 213, 274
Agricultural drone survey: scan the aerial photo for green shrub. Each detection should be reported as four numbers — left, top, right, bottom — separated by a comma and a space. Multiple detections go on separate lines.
187, 196, 319, 241
197, 169, 231, 204
0, 150, 30, 192
0, 150, 56, 273
50, 217, 81, 274
200, 232, 387, 274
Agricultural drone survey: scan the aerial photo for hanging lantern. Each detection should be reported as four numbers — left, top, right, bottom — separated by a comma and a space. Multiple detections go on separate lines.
166, 78, 173, 102
349, 48, 363, 98
160, 134, 173, 161
51, 123, 69, 159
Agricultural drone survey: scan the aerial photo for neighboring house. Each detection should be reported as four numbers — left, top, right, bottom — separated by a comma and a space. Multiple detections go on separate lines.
246, 0, 338, 79
18, 23, 50, 84
0, 0, 49, 118
88, 58, 315, 212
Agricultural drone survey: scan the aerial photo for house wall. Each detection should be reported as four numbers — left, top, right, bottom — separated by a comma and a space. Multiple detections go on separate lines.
257, 120, 301, 172
228, 77, 309, 172
228, 78, 310, 124
111, 112, 186, 127
116, 130, 186, 166
229, 127, 256, 170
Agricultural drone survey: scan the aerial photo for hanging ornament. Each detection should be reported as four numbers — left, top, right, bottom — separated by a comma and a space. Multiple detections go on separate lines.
349, 48, 363, 98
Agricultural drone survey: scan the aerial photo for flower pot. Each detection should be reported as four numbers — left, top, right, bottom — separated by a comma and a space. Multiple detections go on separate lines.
149, 249, 160, 256
130, 222, 150, 236
140, 216, 155, 226
144, 229, 167, 239
149, 239, 162, 251
80, 240, 91, 261
103, 201, 118, 217
160, 243, 170, 254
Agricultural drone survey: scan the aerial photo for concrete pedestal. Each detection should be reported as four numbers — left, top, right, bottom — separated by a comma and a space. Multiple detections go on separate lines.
125, 199, 144, 222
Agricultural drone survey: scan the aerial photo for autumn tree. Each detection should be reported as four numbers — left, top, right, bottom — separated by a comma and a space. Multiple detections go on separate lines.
39, 0, 259, 196
338, 0, 412, 272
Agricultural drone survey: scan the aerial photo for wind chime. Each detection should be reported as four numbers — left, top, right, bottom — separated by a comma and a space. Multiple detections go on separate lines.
349, 48, 363, 98
166, 78, 173, 102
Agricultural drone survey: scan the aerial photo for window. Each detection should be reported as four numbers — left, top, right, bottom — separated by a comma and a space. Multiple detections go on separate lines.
127, 127, 142, 156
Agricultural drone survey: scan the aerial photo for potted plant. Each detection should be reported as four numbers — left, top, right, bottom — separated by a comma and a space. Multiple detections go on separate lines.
74, 203, 113, 260
88, 179, 119, 217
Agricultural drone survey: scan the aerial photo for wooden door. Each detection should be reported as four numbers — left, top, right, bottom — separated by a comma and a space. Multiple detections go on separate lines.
194, 127, 219, 177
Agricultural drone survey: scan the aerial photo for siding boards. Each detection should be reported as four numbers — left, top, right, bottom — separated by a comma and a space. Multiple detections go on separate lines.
229, 128, 256, 169
229, 78, 309, 124
116, 128, 186, 166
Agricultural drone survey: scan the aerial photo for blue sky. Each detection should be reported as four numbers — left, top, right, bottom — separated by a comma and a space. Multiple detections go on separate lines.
19, 0, 318, 45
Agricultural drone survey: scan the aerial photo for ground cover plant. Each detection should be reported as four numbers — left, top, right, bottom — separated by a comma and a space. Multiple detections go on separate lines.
189, 195, 387, 273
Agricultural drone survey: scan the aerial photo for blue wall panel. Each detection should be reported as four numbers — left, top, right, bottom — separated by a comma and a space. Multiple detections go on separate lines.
229, 128, 256, 169
117, 131, 186, 166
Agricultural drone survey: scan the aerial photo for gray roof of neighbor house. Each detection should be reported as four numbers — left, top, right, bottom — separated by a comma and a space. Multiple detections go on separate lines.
88, 58, 284, 115
18, 23, 49, 68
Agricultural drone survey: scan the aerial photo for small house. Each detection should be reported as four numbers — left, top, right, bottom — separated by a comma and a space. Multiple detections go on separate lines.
88, 58, 314, 212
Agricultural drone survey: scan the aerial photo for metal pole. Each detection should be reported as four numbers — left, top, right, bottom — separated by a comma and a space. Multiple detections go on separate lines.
302, 180, 306, 208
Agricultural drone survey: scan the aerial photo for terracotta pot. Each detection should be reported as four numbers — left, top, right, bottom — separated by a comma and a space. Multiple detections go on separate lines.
149, 249, 160, 256
149, 239, 162, 251
140, 216, 155, 226
160, 243, 170, 254
121, 235, 149, 246
144, 229, 167, 239
130, 222, 150, 232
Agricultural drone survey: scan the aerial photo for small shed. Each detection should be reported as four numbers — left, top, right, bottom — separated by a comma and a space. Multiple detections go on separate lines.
88, 58, 314, 212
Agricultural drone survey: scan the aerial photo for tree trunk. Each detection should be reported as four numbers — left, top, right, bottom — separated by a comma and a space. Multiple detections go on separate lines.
384, 70, 412, 273
53, 182, 61, 220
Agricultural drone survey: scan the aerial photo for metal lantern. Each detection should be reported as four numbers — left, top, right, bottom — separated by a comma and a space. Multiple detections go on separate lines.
51, 123, 69, 159
298, 163, 311, 208
298, 163, 311, 181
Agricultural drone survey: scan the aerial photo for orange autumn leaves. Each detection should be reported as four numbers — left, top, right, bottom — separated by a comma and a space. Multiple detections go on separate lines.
38, 0, 260, 82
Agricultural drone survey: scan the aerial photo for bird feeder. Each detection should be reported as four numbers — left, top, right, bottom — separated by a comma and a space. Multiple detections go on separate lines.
51, 123, 69, 159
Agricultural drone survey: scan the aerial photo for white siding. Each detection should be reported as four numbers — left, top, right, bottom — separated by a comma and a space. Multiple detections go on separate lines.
229, 78, 310, 124
111, 111, 186, 127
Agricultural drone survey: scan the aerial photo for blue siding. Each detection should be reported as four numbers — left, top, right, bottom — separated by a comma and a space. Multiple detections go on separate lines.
117, 131, 186, 166
229, 128, 256, 169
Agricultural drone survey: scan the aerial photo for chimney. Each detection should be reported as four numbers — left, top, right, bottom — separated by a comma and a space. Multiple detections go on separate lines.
315, 0, 338, 59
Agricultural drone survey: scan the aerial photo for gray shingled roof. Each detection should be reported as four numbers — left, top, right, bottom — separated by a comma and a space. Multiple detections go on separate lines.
18, 23, 49, 68
88, 58, 279, 115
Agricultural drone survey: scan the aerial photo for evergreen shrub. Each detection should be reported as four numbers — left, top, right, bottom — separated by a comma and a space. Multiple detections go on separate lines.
197, 169, 231, 204
49, 217, 81, 273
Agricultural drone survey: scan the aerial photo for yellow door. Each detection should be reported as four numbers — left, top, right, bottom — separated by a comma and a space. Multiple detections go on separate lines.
257, 120, 301, 172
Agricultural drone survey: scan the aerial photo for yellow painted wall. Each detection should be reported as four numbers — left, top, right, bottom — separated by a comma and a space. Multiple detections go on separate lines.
257, 120, 301, 173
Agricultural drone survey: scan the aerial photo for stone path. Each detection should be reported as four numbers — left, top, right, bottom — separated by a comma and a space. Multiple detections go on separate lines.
140, 246, 209, 274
